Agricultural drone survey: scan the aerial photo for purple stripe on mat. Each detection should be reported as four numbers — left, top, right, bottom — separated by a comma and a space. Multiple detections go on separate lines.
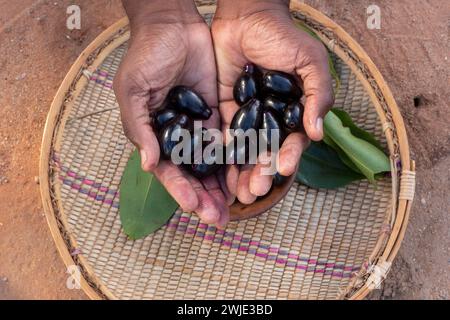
89, 69, 114, 89
59, 176, 119, 208
168, 213, 360, 278
53, 157, 361, 279
90, 76, 113, 88
52, 154, 119, 197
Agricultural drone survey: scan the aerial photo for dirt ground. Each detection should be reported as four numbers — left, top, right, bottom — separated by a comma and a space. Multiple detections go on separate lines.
0, 0, 448, 300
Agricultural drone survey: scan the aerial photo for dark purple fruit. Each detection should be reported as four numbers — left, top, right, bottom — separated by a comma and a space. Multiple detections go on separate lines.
189, 127, 208, 164
230, 99, 263, 132
158, 114, 193, 160
243, 63, 263, 79
168, 86, 212, 120
283, 101, 304, 133
263, 96, 288, 117
152, 108, 178, 132
262, 71, 303, 101
273, 173, 289, 186
186, 145, 222, 179
224, 139, 258, 165
188, 161, 221, 179
260, 110, 286, 152
233, 63, 262, 106
233, 74, 260, 106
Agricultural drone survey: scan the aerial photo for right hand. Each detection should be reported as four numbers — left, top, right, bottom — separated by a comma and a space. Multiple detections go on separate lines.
114, 0, 231, 228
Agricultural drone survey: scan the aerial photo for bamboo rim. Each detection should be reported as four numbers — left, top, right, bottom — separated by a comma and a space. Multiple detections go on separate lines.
39, 1, 415, 300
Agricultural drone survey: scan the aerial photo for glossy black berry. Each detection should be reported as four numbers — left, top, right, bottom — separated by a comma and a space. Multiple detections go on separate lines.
243, 63, 263, 78
233, 74, 260, 106
273, 173, 289, 186
224, 139, 258, 165
262, 71, 303, 101
189, 127, 208, 164
283, 101, 304, 133
233, 63, 263, 106
230, 99, 263, 132
263, 96, 288, 117
158, 114, 193, 160
168, 86, 212, 120
186, 145, 222, 179
152, 108, 178, 132
260, 110, 286, 152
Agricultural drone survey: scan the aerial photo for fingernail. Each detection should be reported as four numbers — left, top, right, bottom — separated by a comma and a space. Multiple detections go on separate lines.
140, 149, 147, 168
315, 117, 323, 132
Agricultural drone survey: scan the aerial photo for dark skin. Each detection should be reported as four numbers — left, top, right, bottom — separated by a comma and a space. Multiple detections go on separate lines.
114, 0, 334, 228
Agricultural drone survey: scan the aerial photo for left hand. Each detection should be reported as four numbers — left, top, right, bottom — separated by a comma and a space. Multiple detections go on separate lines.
212, 0, 334, 204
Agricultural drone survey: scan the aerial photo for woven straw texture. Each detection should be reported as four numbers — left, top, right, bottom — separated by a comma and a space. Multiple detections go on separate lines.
41, 2, 414, 300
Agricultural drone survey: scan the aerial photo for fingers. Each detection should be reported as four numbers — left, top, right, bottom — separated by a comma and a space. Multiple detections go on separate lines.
154, 162, 199, 213
114, 73, 160, 172
295, 43, 334, 141
236, 165, 257, 205
217, 168, 236, 206
249, 161, 273, 197
225, 164, 240, 196
185, 175, 222, 225
249, 133, 309, 198
201, 175, 230, 229
278, 133, 310, 176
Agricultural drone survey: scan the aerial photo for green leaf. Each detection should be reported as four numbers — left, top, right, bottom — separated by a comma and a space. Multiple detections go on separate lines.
297, 141, 364, 189
323, 112, 391, 183
323, 133, 362, 174
119, 150, 178, 240
330, 108, 384, 150
295, 21, 341, 92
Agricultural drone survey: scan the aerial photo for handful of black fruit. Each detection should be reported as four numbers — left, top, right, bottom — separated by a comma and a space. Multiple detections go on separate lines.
151, 86, 221, 179
230, 63, 305, 182
151, 64, 304, 183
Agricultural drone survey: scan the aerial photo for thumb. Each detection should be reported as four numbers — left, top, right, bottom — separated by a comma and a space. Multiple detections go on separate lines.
114, 79, 160, 172
296, 45, 334, 141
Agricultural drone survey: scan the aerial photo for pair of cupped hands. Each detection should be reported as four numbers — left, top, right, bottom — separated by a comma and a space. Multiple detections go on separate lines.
114, 0, 334, 229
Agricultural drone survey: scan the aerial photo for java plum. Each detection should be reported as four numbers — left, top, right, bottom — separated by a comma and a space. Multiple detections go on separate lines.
283, 101, 304, 133
273, 173, 289, 186
263, 96, 288, 118
230, 99, 263, 132
152, 108, 178, 132
233, 63, 262, 106
158, 114, 193, 160
168, 86, 212, 120
186, 145, 222, 179
224, 139, 258, 165
261, 110, 286, 152
262, 71, 303, 101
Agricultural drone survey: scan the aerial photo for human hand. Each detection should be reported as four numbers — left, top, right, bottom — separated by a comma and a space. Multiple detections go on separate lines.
114, 0, 230, 228
212, 0, 334, 204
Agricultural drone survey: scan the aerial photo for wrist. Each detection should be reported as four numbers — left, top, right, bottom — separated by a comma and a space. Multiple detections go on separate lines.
215, 0, 290, 19
122, 0, 202, 28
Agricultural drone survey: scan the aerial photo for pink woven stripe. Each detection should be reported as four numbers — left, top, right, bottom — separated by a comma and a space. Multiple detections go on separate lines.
89, 69, 113, 89
53, 154, 119, 197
